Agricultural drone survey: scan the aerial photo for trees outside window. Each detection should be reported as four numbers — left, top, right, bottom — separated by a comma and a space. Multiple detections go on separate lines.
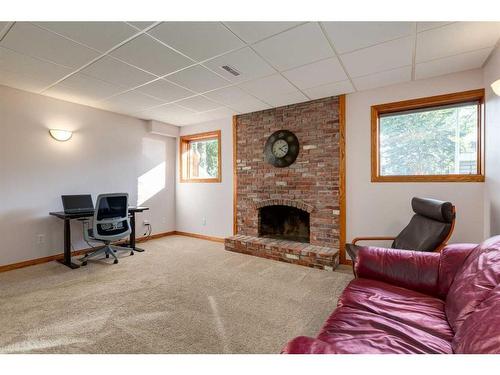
371, 89, 484, 182
180, 130, 221, 183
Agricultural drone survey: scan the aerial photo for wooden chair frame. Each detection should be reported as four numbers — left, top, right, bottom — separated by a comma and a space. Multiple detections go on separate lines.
351, 206, 456, 253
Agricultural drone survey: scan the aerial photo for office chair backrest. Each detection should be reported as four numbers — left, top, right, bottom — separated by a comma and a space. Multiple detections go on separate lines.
392, 197, 455, 252
92, 193, 131, 241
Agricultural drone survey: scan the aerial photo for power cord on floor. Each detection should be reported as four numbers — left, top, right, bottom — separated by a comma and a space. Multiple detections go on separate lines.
143, 223, 153, 241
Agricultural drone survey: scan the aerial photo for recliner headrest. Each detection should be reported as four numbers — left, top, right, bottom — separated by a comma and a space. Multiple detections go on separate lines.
411, 197, 455, 223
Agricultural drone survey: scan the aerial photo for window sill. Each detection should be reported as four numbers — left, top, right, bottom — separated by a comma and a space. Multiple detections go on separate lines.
180, 178, 222, 183
371, 174, 485, 183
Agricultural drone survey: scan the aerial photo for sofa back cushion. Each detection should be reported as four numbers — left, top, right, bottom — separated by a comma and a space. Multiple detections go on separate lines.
452, 284, 500, 353
445, 236, 500, 333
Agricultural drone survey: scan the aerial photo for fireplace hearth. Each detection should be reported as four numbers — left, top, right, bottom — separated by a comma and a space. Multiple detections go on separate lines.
225, 96, 342, 271
259, 205, 310, 243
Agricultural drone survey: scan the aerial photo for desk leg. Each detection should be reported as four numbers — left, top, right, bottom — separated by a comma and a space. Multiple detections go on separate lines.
117, 212, 145, 252
57, 219, 80, 269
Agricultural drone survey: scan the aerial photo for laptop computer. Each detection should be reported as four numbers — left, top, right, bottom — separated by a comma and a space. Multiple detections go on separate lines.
61, 194, 95, 215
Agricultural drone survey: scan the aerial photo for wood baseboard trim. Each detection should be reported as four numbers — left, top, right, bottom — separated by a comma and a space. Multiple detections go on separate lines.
0, 247, 94, 273
173, 231, 225, 243
135, 230, 176, 243
0, 230, 176, 273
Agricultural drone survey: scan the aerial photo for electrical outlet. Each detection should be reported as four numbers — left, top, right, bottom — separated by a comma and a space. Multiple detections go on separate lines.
36, 234, 45, 245
202, 217, 207, 226
143, 220, 150, 226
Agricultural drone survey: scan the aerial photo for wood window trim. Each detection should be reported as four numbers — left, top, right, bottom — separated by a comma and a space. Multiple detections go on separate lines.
180, 130, 222, 183
371, 89, 485, 183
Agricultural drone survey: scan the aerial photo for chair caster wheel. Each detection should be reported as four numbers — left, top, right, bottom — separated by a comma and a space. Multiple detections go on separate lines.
130, 251, 134, 256
82, 261, 87, 266
106, 254, 109, 258
113, 259, 118, 264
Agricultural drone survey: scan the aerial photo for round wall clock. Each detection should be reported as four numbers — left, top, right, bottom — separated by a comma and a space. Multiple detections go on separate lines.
264, 130, 300, 168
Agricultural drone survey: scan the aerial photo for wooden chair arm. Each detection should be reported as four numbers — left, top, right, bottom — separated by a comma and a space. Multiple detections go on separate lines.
352, 236, 397, 245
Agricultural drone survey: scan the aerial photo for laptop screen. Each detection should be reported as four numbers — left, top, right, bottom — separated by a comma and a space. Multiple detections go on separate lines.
61, 195, 94, 212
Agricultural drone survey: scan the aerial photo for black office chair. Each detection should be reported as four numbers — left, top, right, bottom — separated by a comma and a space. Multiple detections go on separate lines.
80, 193, 132, 265
346, 197, 456, 262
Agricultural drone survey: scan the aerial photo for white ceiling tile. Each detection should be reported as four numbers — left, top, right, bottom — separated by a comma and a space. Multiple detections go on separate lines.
322, 22, 413, 54
261, 91, 309, 108
282, 57, 347, 89
135, 103, 196, 125
415, 48, 492, 80
203, 47, 275, 83
176, 95, 221, 112
230, 98, 271, 113
34, 22, 138, 52
111, 34, 193, 76
148, 22, 245, 61
127, 22, 156, 30
416, 22, 500, 63
341, 36, 413, 78
44, 73, 124, 104
253, 22, 334, 71
191, 107, 236, 122
0, 46, 73, 92
224, 22, 302, 44
80, 56, 156, 88
353, 66, 412, 91
99, 90, 164, 114
136, 78, 194, 102
0, 22, 99, 69
204, 86, 254, 104
238, 74, 297, 97
416, 22, 452, 32
204, 86, 270, 113
166, 65, 230, 93
303, 80, 355, 100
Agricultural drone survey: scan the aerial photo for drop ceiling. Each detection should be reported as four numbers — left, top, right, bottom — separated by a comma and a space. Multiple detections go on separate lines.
1, 21, 499, 126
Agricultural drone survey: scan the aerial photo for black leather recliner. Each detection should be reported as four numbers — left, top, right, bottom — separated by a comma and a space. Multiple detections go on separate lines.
346, 197, 456, 262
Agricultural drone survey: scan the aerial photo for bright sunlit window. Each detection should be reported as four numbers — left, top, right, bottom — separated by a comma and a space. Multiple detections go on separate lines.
371, 89, 484, 182
180, 130, 221, 183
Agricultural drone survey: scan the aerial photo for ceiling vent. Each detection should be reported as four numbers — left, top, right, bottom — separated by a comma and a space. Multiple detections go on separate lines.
221, 65, 241, 76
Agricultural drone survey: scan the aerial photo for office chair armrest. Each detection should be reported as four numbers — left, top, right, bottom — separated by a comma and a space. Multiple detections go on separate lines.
352, 236, 396, 245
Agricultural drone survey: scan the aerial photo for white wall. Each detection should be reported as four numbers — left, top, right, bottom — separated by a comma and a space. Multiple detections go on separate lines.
483, 45, 500, 237
346, 69, 486, 249
0, 85, 176, 266
172, 70, 488, 248
175, 118, 233, 238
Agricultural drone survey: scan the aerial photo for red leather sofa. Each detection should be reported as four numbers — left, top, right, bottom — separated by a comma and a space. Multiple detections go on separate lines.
282, 236, 500, 354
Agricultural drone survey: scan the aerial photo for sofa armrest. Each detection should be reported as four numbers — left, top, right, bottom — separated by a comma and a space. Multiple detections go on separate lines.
282, 336, 338, 354
437, 243, 477, 298
354, 246, 441, 296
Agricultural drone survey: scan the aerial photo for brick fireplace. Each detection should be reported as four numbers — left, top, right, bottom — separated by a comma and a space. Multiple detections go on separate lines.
225, 96, 345, 271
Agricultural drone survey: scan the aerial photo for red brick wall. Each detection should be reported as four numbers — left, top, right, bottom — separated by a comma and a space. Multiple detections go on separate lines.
235, 96, 341, 248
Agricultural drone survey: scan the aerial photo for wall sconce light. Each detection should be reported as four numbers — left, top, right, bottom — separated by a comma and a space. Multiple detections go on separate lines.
492, 79, 500, 96
49, 129, 73, 142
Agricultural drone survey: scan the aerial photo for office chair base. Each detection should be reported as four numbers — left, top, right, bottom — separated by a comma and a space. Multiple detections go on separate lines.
80, 244, 119, 265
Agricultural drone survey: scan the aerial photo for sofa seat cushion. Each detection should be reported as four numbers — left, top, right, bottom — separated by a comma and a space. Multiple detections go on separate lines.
337, 278, 454, 342
312, 278, 453, 354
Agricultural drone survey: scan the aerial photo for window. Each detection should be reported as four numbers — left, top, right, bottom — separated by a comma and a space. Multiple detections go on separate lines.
371, 89, 484, 182
180, 130, 221, 183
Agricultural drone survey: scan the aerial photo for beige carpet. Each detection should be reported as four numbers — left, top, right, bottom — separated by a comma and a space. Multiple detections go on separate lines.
0, 236, 353, 354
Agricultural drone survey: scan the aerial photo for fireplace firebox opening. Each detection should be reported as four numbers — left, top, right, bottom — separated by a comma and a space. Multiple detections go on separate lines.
258, 205, 310, 243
